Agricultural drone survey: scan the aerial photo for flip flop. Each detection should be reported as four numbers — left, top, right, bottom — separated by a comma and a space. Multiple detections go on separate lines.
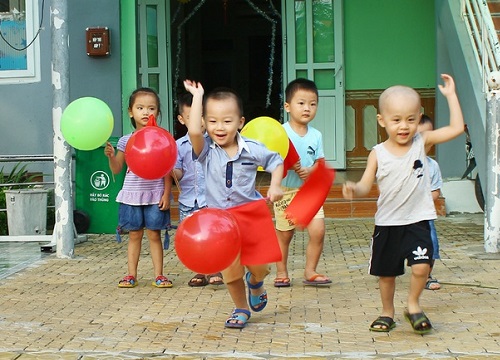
188, 274, 208, 287
303, 274, 332, 286
245, 272, 268, 312
274, 277, 291, 287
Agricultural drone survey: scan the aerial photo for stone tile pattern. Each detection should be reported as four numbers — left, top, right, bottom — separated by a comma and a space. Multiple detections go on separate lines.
0, 214, 499, 359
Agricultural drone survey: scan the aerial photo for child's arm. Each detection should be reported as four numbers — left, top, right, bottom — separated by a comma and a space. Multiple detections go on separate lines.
104, 142, 125, 174
159, 172, 172, 211
422, 74, 464, 150
172, 168, 183, 181
342, 150, 377, 199
267, 164, 284, 202
183, 80, 204, 156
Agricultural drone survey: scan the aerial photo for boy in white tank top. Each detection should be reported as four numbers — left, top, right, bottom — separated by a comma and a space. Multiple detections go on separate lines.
342, 74, 464, 335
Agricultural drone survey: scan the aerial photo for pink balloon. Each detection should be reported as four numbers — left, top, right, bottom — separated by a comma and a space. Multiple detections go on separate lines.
175, 208, 241, 274
125, 126, 177, 180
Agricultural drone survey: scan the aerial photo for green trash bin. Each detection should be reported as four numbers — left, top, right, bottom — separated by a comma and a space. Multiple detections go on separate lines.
75, 137, 126, 234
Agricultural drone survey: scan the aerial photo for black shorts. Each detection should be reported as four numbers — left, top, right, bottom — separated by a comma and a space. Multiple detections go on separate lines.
369, 221, 434, 277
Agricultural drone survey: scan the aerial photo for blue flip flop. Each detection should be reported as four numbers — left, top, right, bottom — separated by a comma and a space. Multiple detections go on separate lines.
225, 308, 251, 329
245, 272, 268, 312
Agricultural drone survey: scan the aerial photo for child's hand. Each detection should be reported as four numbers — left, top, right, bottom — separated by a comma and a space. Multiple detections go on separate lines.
158, 193, 171, 211
342, 181, 356, 200
291, 160, 301, 172
295, 166, 311, 180
437, 74, 456, 98
183, 80, 204, 98
104, 142, 115, 158
267, 184, 283, 203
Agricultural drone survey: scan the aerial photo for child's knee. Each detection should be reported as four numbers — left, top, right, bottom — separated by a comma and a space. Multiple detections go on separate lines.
411, 263, 430, 277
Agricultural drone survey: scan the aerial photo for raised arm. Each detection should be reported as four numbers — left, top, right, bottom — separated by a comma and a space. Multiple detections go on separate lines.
423, 74, 464, 149
183, 80, 205, 156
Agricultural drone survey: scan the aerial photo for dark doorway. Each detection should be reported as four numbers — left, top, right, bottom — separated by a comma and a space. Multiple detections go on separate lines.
170, 0, 283, 138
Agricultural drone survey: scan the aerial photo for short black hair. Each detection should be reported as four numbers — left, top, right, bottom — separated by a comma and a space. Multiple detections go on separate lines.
203, 87, 244, 117
177, 92, 193, 115
285, 78, 318, 103
420, 114, 433, 125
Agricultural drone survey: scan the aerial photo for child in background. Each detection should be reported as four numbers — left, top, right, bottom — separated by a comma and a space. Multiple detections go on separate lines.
342, 74, 463, 334
104, 87, 173, 289
183, 80, 284, 329
419, 114, 443, 291
173, 92, 223, 287
273, 78, 331, 287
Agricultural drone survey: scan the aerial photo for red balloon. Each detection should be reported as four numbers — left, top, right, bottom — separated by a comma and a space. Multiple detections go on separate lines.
125, 126, 177, 180
175, 208, 241, 274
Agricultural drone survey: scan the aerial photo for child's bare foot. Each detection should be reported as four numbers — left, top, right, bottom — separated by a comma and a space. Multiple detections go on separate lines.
303, 273, 332, 285
274, 272, 291, 287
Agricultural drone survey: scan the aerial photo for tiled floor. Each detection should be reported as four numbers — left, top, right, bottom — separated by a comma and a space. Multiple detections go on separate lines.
1, 214, 499, 359
0, 242, 50, 280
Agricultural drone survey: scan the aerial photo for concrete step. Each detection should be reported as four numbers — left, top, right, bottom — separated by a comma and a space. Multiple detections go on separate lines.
169, 184, 446, 222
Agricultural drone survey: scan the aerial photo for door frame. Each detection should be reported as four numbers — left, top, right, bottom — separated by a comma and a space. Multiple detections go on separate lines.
282, 0, 345, 169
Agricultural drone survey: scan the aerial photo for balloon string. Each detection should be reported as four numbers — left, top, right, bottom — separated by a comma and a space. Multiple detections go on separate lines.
171, 170, 181, 194
111, 172, 115, 183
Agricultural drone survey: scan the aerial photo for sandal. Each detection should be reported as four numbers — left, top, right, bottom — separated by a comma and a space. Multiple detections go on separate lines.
303, 274, 332, 285
207, 272, 224, 286
369, 316, 396, 332
188, 274, 208, 287
274, 277, 291, 287
225, 308, 251, 329
425, 276, 441, 290
152, 275, 173, 288
404, 311, 433, 335
245, 272, 268, 312
118, 275, 138, 288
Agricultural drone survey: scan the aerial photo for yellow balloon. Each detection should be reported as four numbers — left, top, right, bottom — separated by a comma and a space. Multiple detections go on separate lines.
241, 116, 289, 159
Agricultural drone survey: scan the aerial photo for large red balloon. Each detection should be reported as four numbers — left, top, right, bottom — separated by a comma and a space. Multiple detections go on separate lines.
175, 208, 241, 274
125, 125, 177, 180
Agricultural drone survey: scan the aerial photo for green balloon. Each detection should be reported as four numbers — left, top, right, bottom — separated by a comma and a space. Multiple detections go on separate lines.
61, 97, 114, 150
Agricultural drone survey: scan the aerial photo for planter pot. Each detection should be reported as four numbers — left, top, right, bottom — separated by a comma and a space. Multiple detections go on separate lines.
4, 189, 48, 236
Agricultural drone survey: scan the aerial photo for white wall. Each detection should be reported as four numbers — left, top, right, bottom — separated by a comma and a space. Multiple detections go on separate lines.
441, 179, 484, 214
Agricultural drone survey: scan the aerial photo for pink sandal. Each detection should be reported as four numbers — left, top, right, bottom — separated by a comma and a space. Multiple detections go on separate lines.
152, 275, 173, 288
118, 275, 138, 288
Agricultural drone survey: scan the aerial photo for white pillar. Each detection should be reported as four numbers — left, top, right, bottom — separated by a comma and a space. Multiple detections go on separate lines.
51, 0, 74, 258
485, 72, 500, 253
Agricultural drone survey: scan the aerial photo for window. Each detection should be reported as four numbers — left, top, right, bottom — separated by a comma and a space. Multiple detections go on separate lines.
0, 0, 41, 84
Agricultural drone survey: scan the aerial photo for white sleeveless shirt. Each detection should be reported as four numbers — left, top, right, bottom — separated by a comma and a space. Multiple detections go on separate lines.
374, 133, 436, 226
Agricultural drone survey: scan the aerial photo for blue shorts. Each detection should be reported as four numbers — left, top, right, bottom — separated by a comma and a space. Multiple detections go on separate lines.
429, 220, 440, 260
178, 200, 207, 223
118, 203, 170, 231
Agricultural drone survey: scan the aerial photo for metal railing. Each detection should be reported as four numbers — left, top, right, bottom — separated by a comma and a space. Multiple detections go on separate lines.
0, 155, 54, 188
0, 155, 55, 214
461, 0, 500, 91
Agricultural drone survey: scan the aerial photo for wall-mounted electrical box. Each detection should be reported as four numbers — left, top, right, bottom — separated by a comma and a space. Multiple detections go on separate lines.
86, 27, 110, 56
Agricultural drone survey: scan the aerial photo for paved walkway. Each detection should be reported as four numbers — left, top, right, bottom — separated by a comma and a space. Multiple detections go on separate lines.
0, 214, 499, 359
